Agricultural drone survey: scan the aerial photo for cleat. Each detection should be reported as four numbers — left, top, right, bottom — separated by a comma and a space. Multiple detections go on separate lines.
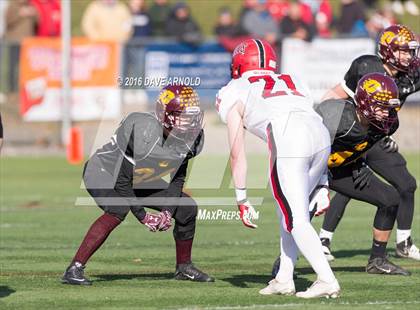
175, 263, 215, 282
259, 279, 295, 295
296, 279, 340, 299
321, 238, 335, 262
366, 256, 411, 276
61, 262, 92, 285
396, 237, 420, 261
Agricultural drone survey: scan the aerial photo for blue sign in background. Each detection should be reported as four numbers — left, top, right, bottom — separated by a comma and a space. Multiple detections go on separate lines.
143, 42, 232, 105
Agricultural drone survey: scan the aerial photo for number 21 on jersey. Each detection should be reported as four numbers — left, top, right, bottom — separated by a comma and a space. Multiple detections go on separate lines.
248, 74, 303, 99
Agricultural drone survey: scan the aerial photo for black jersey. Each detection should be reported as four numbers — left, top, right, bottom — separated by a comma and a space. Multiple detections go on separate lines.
343, 55, 420, 105
84, 112, 204, 197
316, 99, 398, 168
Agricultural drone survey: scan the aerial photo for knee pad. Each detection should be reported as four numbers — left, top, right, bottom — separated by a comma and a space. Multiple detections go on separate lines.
400, 174, 417, 194
106, 209, 128, 222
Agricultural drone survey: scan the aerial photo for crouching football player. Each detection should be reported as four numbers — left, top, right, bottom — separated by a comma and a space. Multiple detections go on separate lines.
62, 85, 214, 285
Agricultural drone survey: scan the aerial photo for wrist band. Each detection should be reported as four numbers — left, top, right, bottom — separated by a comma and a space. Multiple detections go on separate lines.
235, 188, 247, 202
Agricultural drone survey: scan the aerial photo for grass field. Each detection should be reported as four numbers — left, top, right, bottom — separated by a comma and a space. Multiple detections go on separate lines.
1, 154, 420, 309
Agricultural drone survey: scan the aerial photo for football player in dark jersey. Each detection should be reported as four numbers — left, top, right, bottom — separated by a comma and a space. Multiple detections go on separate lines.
319, 24, 420, 261
272, 73, 410, 276
62, 85, 214, 285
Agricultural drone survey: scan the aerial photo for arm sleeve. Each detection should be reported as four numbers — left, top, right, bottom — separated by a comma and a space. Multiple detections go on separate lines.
114, 153, 146, 221
343, 58, 361, 95
167, 160, 188, 197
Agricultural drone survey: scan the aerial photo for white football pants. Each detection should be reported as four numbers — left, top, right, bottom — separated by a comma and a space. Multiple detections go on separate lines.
266, 111, 336, 284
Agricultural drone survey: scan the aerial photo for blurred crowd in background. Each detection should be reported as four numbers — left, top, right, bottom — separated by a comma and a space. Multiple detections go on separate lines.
0, 0, 419, 93
1, 0, 419, 45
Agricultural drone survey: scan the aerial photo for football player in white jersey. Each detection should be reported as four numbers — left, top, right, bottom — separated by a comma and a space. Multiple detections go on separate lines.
215, 39, 340, 298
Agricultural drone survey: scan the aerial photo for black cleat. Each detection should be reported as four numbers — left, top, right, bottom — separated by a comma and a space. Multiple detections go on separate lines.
175, 263, 214, 282
366, 256, 411, 276
62, 262, 92, 285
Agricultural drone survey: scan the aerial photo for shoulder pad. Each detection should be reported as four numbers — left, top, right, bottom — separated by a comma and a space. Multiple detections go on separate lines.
115, 113, 162, 160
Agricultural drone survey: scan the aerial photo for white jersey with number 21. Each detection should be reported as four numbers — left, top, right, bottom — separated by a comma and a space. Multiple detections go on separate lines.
216, 69, 320, 142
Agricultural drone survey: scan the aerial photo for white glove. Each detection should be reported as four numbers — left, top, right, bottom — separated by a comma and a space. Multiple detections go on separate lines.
309, 186, 330, 217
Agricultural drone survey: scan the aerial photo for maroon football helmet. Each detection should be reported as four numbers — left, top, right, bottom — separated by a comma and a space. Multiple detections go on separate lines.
155, 85, 203, 141
231, 39, 277, 79
378, 24, 420, 72
354, 73, 400, 133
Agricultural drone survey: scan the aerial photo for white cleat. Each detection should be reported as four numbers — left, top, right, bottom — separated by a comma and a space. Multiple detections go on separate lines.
396, 238, 420, 261
259, 279, 295, 296
296, 279, 340, 299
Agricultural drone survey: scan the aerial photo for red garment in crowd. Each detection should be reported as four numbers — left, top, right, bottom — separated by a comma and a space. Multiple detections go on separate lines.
30, 0, 61, 36
299, 2, 313, 25
266, 0, 290, 22
319, 0, 333, 24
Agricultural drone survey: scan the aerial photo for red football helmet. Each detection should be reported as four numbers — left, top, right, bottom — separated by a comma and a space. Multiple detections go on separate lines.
231, 39, 277, 79
378, 24, 420, 72
155, 85, 203, 141
354, 73, 400, 133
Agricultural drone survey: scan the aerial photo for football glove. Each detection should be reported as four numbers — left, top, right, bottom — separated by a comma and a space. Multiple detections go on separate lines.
352, 163, 373, 189
309, 186, 330, 217
238, 200, 258, 229
380, 136, 398, 153
140, 210, 172, 232
158, 210, 172, 231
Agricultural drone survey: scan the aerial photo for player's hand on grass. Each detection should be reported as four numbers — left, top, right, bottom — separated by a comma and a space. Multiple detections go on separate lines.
309, 186, 330, 217
380, 136, 398, 153
141, 210, 172, 232
237, 200, 258, 229
352, 163, 373, 189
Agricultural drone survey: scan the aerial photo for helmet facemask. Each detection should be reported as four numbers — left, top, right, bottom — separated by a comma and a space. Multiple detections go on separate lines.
164, 106, 203, 143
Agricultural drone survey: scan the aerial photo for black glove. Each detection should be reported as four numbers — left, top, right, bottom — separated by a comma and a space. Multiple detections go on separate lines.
352, 163, 373, 189
380, 136, 398, 153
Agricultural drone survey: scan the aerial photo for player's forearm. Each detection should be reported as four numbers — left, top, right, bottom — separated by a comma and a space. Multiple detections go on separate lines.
322, 83, 349, 100
230, 152, 247, 192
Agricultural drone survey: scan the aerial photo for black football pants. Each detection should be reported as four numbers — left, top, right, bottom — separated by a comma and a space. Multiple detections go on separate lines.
323, 142, 417, 233
327, 161, 399, 231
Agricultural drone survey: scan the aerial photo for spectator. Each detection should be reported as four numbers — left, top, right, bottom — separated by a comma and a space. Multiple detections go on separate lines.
280, 2, 314, 41
30, 0, 61, 37
129, 0, 151, 37
82, 0, 132, 42
214, 7, 242, 37
0, 0, 9, 38
149, 0, 170, 36
266, 0, 290, 22
366, 4, 397, 38
337, 0, 368, 37
5, 0, 38, 92
241, 0, 279, 45
165, 2, 202, 45
298, 0, 314, 25
362, 0, 379, 9
315, 0, 333, 38
215, 7, 250, 52
391, 0, 419, 16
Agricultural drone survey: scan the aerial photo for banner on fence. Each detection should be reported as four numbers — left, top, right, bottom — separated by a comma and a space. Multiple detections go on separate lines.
19, 37, 121, 121
281, 38, 376, 102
